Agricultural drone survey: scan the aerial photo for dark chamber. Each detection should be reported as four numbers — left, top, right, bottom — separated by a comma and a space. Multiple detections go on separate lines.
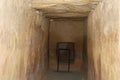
56, 42, 75, 64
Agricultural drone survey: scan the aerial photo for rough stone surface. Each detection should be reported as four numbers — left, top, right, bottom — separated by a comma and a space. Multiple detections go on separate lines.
0, 0, 49, 80
87, 0, 120, 80
31, 0, 99, 18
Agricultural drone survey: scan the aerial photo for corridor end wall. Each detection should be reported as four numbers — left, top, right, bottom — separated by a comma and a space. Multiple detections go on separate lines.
49, 20, 85, 71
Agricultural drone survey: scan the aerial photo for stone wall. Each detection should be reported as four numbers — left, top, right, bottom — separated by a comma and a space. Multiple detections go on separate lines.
0, 0, 49, 80
49, 20, 85, 71
87, 0, 120, 80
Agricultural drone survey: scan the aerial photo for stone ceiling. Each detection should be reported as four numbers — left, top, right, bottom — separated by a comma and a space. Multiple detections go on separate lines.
31, 0, 99, 18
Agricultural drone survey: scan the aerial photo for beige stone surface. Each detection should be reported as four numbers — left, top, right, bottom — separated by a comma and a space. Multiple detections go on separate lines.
49, 20, 86, 71
1, 0, 120, 80
87, 0, 120, 80
31, 0, 99, 18
32, 0, 98, 3
0, 0, 49, 80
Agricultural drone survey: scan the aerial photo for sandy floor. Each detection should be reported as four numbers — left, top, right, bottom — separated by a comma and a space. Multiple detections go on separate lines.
44, 70, 85, 80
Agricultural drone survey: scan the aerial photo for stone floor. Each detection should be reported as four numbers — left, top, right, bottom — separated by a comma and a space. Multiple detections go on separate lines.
44, 70, 85, 80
